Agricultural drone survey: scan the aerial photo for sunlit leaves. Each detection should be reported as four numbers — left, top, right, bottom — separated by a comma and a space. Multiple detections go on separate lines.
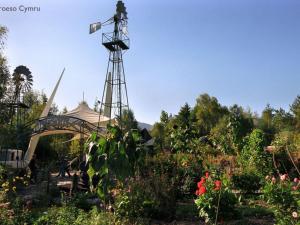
86, 125, 145, 202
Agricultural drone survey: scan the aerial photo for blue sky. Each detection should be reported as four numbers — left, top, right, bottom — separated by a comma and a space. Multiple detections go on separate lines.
1, 0, 300, 124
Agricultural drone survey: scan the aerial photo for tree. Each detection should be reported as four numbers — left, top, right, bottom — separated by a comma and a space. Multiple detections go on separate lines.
210, 115, 234, 155
170, 103, 200, 153
258, 104, 275, 144
69, 139, 80, 158
160, 110, 169, 124
194, 94, 228, 135
261, 104, 274, 129
176, 103, 191, 128
290, 95, 300, 131
228, 105, 253, 152
240, 129, 272, 176
272, 108, 293, 132
118, 109, 138, 133
0, 25, 10, 122
23, 90, 46, 122
0, 26, 7, 49
151, 110, 173, 151
151, 122, 165, 151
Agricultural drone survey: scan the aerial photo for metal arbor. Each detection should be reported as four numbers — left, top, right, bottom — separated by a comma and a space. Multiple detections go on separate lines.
90, 0, 130, 124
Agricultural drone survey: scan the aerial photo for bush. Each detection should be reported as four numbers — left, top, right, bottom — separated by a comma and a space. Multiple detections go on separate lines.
142, 152, 203, 199
115, 180, 156, 219
115, 174, 177, 221
33, 205, 90, 225
232, 173, 262, 194
262, 175, 300, 224
194, 172, 238, 223
240, 129, 272, 176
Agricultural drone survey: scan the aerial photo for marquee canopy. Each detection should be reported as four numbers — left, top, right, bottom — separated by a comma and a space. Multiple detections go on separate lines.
63, 101, 110, 126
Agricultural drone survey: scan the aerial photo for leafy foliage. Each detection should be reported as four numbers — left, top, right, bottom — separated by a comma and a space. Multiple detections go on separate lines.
86, 125, 145, 202
194, 94, 228, 135
240, 129, 272, 175
194, 172, 237, 223
117, 109, 139, 133
262, 176, 300, 224
232, 172, 262, 194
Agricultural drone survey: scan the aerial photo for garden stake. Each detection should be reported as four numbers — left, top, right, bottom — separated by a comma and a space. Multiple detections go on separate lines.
214, 185, 222, 225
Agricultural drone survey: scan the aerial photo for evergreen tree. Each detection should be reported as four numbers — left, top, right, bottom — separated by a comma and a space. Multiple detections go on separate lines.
176, 103, 191, 128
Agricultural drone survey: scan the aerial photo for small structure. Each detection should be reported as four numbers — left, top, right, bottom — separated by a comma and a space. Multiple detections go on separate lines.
0, 149, 23, 162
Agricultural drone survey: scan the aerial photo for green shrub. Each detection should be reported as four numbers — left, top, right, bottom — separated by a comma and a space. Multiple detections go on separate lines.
115, 174, 177, 221
262, 175, 300, 224
33, 205, 89, 225
240, 129, 272, 176
195, 172, 238, 223
115, 181, 156, 218
142, 152, 202, 199
232, 173, 262, 194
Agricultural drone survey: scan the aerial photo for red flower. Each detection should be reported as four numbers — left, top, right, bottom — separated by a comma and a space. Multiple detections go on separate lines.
197, 177, 206, 188
214, 180, 222, 190
195, 189, 200, 196
197, 181, 202, 189
205, 171, 210, 178
198, 186, 207, 195
201, 177, 206, 183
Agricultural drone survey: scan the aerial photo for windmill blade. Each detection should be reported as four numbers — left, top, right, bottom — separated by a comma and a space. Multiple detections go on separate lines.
89, 22, 101, 34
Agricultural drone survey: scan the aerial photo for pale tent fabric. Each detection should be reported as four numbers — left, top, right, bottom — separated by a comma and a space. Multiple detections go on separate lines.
63, 101, 110, 126
62, 102, 117, 140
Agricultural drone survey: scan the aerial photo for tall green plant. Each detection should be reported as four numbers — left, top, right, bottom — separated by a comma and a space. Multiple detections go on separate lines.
240, 129, 272, 175
86, 125, 145, 204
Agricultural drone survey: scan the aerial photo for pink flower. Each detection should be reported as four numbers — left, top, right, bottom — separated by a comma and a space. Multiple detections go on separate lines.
292, 186, 298, 191
293, 178, 299, 183
271, 177, 276, 184
292, 211, 298, 218
280, 174, 287, 181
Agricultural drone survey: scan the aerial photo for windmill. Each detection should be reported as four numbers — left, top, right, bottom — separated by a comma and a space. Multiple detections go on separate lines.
10, 65, 32, 125
90, 1, 130, 127
0, 65, 32, 166
12, 65, 33, 103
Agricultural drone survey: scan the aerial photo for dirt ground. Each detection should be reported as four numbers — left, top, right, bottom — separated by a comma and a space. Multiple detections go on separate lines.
150, 216, 274, 225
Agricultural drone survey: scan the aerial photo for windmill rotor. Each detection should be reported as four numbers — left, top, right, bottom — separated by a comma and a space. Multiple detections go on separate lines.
116, 0, 128, 20
12, 65, 33, 102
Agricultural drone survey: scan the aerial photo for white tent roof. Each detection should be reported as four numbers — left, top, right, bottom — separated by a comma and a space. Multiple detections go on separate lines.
64, 101, 110, 125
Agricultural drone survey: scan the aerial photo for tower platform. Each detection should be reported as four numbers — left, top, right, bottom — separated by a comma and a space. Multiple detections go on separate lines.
102, 32, 129, 51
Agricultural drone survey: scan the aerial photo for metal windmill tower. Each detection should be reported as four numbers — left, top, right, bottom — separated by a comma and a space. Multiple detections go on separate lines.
90, 1, 130, 125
